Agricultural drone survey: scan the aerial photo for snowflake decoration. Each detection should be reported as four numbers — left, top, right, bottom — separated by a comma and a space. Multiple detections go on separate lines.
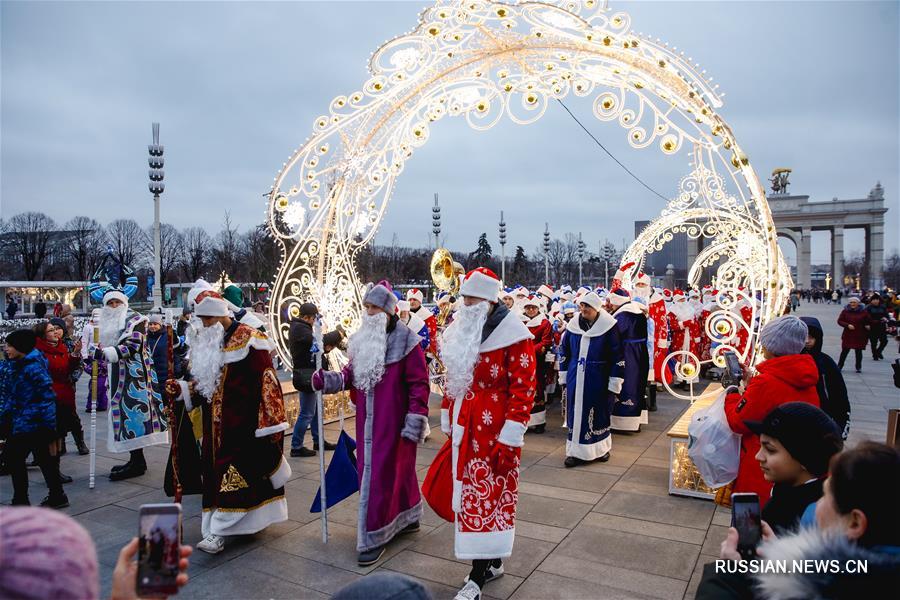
490, 364, 500, 379
482, 410, 493, 426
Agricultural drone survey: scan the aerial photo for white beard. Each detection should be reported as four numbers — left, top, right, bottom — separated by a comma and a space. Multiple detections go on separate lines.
669, 301, 695, 323
189, 322, 226, 400
441, 301, 490, 401
348, 311, 388, 392
99, 305, 128, 347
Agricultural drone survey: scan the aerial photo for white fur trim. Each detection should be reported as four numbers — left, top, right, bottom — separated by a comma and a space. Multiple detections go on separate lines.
177, 380, 194, 411
103, 290, 128, 305
657, 339, 669, 349
497, 419, 527, 448
102, 346, 119, 363
452, 478, 463, 513
405, 312, 427, 337
441, 408, 451, 434
269, 456, 292, 489
238, 311, 267, 330
525, 314, 548, 328
452, 423, 465, 447
480, 310, 532, 353
203, 497, 288, 537
566, 435, 612, 461
454, 526, 516, 560
528, 409, 546, 427
255, 422, 290, 438
459, 270, 501, 301
406, 288, 424, 303
614, 302, 644, 316
608, 376, 624, 394
610, 414, 641, 432
194, 295, 230, 317
578, 291, 603, 311
566, 309, 617, 338
223, 331, 276, 364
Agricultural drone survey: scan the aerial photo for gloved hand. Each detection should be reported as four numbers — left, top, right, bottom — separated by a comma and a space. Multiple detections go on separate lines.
490, 442, 518, 478
311, 369, 325, 391
89, 344, 105, 361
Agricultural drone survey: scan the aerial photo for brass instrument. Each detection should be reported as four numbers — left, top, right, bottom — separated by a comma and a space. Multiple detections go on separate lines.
430, 248, 464, 328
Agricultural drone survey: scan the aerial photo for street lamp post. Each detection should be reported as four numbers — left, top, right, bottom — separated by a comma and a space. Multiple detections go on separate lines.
543, 223, 550, 284
498, 211, 507, 283
432, 193, 441, 250
577, 232, 585, 287
148, 123, 165, 308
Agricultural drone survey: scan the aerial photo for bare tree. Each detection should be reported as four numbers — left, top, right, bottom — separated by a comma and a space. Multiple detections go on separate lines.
155, 223, 184, 292
242, 224, 279, 299
3, 212, 58, 280
61, 216, 108, 280
210, 211, 241, 281
107, 219, 150, 269
882, 251, 900, 291
180, 227, 211, 282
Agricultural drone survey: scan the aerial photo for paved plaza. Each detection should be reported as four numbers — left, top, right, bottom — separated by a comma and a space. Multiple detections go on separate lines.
2, 302, 896, 599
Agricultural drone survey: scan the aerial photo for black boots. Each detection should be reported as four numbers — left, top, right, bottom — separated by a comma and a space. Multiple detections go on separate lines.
109, 450, 147, 481
73, 429, 90, 456
647, 386, 658, 412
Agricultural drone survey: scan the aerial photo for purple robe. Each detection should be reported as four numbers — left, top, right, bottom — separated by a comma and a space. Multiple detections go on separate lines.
321, 322, 430, 552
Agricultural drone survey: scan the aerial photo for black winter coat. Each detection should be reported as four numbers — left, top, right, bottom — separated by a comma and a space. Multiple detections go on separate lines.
800, 317, 851, 439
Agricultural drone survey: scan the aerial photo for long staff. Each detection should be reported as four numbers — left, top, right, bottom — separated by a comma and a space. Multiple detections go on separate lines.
313, 315, 328, 542
165, 309, 183, 503
89, 314, 99, 489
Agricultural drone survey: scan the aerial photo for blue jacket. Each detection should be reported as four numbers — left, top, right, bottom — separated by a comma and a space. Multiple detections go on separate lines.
146, 328, 183, 385
0, 350, 58, 436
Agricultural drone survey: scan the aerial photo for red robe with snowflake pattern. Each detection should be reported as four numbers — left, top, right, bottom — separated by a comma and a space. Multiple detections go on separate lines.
440, 308, 535, 559
647, 294, 670, 384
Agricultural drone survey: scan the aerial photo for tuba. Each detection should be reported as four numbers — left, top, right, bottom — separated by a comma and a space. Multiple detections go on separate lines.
430, 248, 464, 327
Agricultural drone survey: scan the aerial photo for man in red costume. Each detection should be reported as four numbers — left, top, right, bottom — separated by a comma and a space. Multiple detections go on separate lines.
522, 295, 552, 434
440, 267, 535, 600
407, 288, 438, 360
668, 290, 700, 387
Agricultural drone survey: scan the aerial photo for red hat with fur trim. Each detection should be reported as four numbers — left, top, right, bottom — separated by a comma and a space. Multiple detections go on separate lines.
459, 267, 501, 302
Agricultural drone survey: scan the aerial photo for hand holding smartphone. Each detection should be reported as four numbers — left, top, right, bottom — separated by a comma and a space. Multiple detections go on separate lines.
137, 504, 183, 597
731, 493, 761, 560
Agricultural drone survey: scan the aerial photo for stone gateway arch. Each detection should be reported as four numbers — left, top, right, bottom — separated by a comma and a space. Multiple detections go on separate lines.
265, 0, 790, 389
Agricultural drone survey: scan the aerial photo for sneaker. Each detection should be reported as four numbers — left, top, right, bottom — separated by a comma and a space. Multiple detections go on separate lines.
454, 580, 482, 600
197, 534, 225, 554
464, 563, 504, 585
40, 494, 69, 509
290, 447, 316, 457
357, 546, 385, 566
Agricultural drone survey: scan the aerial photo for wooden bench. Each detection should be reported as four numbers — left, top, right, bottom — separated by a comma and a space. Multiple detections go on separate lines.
666, 384, 723, 500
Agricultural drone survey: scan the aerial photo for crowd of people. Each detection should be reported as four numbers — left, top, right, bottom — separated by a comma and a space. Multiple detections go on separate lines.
1, 267, 898, 599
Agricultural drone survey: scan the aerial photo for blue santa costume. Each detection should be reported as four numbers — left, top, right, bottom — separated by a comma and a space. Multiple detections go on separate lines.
559, 292, 624, 465
607, 289, 650, 432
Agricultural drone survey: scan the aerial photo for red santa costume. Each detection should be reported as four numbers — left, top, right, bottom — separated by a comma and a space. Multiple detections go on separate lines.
438, 268, 535, 598
407, 288, 438, 358
733, 291, 756, 364
523, 295, 553, 431
633, 275, 671, 388
698, 289, 716, 362
667, 290, 700, 384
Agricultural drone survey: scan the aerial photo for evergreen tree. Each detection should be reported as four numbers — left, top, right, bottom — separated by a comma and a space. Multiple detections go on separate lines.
469, 233, 493, 266
511, 245, 528, 282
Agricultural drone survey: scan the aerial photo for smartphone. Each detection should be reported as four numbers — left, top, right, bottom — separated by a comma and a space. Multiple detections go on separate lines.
137, 503, 182, 597
731, 493, 761, 559
721, 351, 744, 388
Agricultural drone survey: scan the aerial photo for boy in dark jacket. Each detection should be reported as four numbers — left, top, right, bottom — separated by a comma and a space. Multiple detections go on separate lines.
746, 402, 843, 535
800, 316, 851, 439
0, 329, 67, 507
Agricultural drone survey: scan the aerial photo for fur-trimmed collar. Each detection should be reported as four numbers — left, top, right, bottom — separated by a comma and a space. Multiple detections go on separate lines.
403, 312, 427, 336
116, 311, 146, 342
412, 306, 434, 322
566, 309, 616, 338
755, 527, 900, 599
385, 320, 423, 365
222, 322, 275, 364
525, 314, 548, 328
480, 306, 532, 352
614, 301, 646, 316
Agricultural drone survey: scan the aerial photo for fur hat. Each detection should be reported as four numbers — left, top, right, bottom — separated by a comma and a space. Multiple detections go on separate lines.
635, 272, 651, 287
459, 268, 501, 302
579, 291, 603, 311
608, 288, 631, 307
193, 289, 230, 317
363, 280, 398, 314
406, 288, 424, 303
523, 294, 541, 309
536, 284, 554, 298
102, 288, 128, 306
397, 300, 411, 313
186, 278, 215, 310
759, 315, 808, 356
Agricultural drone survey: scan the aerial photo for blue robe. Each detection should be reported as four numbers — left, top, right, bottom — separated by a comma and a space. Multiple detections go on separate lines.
560, 311, 624, 460
610, 302, 650, 432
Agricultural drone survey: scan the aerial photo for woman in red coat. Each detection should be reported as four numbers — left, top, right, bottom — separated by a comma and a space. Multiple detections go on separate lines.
724, 316, 820, 507
836, 296, 870, 373
35, 318, 88, 457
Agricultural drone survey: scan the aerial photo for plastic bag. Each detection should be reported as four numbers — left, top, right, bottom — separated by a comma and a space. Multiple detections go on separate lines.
687, 391, 741, 489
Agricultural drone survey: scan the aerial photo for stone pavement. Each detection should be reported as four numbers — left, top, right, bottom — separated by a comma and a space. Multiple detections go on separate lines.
2, 302, 895, 599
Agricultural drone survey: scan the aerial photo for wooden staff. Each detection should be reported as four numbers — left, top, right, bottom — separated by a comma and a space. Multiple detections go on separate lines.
89, 312, 99, 489
165, 309, 183, 503
313, 315, 328, 542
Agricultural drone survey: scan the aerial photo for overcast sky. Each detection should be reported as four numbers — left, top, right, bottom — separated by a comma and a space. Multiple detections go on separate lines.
2, 0, 897, 266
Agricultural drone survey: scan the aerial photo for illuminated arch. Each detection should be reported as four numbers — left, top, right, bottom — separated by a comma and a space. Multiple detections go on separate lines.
265, 0, 789, 372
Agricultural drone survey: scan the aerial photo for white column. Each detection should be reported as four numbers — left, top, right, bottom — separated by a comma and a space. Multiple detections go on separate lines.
831, 226, 844, 289
798, 227, 812, 289
868, 224, 884, 289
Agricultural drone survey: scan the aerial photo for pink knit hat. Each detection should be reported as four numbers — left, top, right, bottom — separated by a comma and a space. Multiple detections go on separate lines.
0, 507, 99, 600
